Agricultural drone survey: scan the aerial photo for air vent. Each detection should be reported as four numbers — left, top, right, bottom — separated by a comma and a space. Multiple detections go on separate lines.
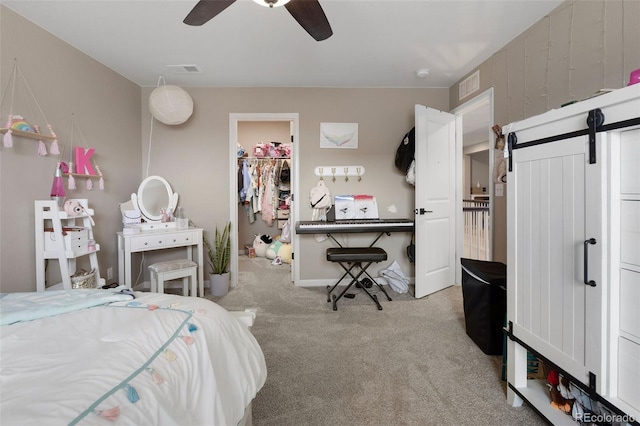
459, 70, 480, 100
166, 64, 202, 74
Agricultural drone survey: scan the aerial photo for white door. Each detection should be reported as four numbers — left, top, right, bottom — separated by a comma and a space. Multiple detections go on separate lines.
414, 105, 460, 298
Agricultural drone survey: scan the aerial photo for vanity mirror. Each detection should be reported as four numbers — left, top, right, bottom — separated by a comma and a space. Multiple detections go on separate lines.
131, 175, 178, 224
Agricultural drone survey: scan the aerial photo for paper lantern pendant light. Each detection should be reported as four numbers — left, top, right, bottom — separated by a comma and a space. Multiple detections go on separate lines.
149, 85, 193, 125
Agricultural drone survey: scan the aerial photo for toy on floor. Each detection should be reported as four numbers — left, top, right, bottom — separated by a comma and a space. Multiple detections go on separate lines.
253, 234, 273, 258
547, 370, 572, 414
278, 243, 292, 264
265, 237, 292, 264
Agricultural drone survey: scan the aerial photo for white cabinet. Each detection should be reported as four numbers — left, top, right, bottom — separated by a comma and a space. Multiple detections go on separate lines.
35, 200, 105, 291
607, 127, 640, 417
504, 84, 640, 423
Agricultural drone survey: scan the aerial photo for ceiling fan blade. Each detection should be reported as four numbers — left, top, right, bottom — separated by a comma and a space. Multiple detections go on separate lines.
285, 0, 332, 41
184, 0, 236, 26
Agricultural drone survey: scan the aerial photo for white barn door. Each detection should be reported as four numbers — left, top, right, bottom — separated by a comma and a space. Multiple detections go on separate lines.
414, 105, 459, 298
507, 134, 603, 383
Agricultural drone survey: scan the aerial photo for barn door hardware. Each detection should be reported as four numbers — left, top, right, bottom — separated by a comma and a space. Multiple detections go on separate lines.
583, 238, 597, 287
586, 108, 604, 164
507, 133, 516, 172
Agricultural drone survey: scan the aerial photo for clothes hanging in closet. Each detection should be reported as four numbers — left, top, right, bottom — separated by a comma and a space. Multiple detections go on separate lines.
238, 158, 286, 226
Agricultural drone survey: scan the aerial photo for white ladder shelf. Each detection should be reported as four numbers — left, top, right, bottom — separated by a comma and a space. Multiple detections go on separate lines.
35, 200, 104, 291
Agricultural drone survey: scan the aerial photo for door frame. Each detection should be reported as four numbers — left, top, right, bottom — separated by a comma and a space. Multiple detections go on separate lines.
451, 87, 495, 283
228, 113, 300, 288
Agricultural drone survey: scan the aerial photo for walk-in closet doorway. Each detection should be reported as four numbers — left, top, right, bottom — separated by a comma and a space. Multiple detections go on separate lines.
228, 113, 300, 289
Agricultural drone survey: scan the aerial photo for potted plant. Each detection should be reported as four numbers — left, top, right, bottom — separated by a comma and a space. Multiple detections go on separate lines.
203, 222, 231, 296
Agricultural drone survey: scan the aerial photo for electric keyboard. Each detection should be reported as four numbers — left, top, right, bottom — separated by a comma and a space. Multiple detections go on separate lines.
296, 219, 413, 234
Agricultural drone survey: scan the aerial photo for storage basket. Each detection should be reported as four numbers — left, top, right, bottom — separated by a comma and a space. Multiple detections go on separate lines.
71, 268, 97, 289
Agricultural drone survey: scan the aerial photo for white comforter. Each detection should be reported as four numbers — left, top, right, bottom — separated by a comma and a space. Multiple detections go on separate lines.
0, 290, 267, 425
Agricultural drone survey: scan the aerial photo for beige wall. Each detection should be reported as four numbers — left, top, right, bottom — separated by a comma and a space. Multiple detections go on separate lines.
141, 87, 449, 282
5, 0, 636, 290
0, 6, 141, 292
450, 0, 640, 263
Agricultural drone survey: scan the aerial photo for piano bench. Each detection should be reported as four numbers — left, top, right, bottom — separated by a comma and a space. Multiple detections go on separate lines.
326, 247, 391, 311
326, 247, 387, 263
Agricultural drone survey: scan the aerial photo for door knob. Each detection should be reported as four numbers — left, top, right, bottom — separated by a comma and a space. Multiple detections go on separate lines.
414, 208, 433, 215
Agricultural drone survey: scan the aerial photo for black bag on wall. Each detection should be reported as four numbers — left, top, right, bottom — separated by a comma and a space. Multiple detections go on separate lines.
395, 127, 415, 174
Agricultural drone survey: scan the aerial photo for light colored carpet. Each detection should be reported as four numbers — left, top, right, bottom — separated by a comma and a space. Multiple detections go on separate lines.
208, 256, 546, 426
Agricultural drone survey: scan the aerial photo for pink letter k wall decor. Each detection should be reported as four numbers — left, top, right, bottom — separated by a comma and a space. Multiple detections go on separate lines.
74, 147, 96, 175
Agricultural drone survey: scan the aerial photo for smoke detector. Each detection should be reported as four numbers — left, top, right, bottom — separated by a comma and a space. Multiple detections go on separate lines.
416, 69, 430, 78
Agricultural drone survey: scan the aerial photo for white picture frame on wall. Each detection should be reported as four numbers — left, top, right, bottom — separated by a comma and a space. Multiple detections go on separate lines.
320, 122, 358, 149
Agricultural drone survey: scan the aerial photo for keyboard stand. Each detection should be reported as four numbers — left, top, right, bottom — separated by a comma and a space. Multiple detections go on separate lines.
326, 247, 390, 310
295, 219, 413, 310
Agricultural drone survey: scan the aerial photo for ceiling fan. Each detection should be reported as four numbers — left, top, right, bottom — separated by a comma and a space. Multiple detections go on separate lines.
184, 0, 333, 41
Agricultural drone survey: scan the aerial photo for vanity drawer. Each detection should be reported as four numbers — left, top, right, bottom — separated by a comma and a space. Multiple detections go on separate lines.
130, 231, 197, 251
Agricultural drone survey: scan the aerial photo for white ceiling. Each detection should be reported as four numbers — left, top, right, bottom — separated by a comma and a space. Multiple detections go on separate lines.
1, 0, 563, 89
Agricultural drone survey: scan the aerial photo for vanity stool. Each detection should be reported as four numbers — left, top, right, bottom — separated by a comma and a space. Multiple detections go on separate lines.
326, 247, 392, 311
149, 259, 198, 297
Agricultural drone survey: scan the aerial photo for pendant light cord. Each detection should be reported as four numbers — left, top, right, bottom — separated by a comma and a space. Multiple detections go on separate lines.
145, 75, 166, 178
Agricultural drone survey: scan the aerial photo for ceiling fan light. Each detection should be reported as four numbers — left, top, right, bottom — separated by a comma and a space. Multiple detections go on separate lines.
253, 0, 291, 8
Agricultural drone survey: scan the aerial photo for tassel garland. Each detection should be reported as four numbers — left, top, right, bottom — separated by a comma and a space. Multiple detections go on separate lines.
86, 178, 93, 190
164, 349, 177, 362
49, 139, 60, 155
95, 165, 104, 190
47, 124, 60, 155
33, 125, 47, 155
182, 335, 195, 345
124, 384, 140, 403
68, 164, 76, 190
37, 139, 47, 156
3, 129, 13, 148
188, 323, 198, 333
146, 367, 165, 385
94, 406, 120, 422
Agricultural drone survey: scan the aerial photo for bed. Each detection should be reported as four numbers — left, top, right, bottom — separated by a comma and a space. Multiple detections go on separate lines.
0, 289, 267, 425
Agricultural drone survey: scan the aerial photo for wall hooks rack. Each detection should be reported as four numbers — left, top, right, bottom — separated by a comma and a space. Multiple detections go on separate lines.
314, 166, 365, 181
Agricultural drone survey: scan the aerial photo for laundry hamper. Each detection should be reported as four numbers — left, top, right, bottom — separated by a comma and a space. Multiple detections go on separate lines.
460, 258, 506, 355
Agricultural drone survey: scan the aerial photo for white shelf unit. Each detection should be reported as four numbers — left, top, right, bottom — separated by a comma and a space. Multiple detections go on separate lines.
504, 84, 640, 424
35, 200, 104, 291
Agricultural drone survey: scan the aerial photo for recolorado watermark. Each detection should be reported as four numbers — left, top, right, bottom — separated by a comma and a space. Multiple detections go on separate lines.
576, 412, 636, 423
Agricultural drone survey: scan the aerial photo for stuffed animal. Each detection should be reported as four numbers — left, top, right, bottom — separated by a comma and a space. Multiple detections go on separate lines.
266, 239, 283, 260
265, 238, 292, 264
253, 234, 272, 258
278, 243, 292, 264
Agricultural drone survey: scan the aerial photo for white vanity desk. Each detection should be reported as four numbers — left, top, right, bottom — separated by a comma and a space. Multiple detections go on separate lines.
117, 175, 204, 295
117, 226, 204, 294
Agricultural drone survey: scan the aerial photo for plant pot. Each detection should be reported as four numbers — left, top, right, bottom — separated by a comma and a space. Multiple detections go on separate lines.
210, 272, 230, 296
